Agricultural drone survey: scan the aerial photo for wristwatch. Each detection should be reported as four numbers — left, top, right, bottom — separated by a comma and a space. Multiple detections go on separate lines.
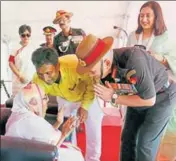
111, 92, 119, 107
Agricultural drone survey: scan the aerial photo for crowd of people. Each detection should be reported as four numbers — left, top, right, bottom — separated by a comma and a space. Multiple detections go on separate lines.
4, 1, 176, 161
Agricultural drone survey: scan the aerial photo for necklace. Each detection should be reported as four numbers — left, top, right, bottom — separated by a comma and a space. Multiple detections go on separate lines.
137, 31, 155, 51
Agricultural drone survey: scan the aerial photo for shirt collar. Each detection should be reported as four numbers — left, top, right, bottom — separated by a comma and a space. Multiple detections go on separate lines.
61, 28, 73, 37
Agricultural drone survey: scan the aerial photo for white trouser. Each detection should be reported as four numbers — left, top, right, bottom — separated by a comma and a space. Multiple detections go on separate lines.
57, 97, 104, 161
58, 146, 84, 161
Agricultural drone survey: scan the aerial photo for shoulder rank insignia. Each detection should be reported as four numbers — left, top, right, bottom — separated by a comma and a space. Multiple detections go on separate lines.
126, 69, 137, 84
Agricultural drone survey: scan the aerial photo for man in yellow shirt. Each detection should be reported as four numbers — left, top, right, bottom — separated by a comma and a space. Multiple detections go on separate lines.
31, 34, 113, 161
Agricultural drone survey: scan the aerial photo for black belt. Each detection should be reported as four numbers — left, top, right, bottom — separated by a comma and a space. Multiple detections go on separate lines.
157, 80, 171, 94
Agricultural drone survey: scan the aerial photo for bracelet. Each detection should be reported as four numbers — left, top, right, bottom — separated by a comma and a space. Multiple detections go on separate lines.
110, 92, 119, 107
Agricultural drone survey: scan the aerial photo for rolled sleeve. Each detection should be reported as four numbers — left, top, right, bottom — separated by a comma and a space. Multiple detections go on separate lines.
126, 57, 156, 100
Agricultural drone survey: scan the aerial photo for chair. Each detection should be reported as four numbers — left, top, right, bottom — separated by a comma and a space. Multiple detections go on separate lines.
0, 107, 58, 161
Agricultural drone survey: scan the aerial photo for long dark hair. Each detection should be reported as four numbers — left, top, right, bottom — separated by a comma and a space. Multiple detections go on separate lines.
136, 1, 167, 36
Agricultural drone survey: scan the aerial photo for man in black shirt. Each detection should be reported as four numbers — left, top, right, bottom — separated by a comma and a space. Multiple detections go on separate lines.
75, 42, 176, 161
53, 10, 85, 57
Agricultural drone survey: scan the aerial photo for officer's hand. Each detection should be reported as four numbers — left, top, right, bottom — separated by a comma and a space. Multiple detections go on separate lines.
77, 107, 88, 123
94, 81, 114, 102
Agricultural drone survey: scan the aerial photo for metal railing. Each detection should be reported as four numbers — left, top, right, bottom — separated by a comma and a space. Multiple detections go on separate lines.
0, 80, 12, 98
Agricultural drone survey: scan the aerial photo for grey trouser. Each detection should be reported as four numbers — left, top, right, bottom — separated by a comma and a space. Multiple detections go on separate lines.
120, 82, 176, 161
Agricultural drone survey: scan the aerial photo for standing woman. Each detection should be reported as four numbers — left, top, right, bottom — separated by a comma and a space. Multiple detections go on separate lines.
8, 24, 36, 96
127, 1, 176, 77
127, 1, 176, 160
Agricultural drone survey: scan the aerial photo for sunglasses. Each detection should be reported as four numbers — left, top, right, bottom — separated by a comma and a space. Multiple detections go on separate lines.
21, 34, 31, 38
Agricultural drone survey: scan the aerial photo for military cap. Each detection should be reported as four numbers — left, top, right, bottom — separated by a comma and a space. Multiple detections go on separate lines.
43, 26, 57, 35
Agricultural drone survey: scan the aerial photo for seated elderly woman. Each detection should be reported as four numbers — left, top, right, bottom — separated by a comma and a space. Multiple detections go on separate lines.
5, 83, 84, 161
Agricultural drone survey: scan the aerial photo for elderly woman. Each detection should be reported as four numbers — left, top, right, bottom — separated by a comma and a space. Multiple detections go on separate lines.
5, 83, 84, 161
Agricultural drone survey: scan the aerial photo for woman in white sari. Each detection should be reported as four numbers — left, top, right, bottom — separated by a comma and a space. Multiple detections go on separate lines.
5, 83, 84, 161
8, 24, 36, 96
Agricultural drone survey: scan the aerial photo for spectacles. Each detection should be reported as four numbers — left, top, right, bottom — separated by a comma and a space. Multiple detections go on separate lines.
21, 34, 31, 38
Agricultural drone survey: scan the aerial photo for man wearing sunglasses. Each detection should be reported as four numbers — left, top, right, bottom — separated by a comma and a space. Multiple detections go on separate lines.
53, 10, 85, 57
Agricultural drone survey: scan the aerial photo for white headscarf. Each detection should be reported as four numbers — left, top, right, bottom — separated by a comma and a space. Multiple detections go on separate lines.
6, 83, 44, 131
11, 83, 44, 116
11, 91, 31, 113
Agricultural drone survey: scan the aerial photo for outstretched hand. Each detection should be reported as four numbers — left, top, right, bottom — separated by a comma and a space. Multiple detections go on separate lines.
62, 116, 78, 137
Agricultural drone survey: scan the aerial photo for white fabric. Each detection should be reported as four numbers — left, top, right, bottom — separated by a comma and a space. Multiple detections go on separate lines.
9, 42, 36, 96
127, 31, 155, 51
11, 91, 32, 114
137, 31, 155, 51
56, 96, 81, 145
58, 147, 84, 161
11, 87, 43, 116
5, 91, 84, 161
6, 91, 57, 143
5, 112, 61, 145
57, 96, 81, 117
57, 96, 104, 161
5, 112, 84, 161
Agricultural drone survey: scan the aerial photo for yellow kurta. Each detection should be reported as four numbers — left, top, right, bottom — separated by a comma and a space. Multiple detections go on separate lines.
33, 55, 95, 110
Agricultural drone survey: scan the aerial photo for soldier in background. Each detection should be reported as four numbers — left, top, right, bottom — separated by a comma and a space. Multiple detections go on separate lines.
40, 26, 57, 48
53, 10, 85, 57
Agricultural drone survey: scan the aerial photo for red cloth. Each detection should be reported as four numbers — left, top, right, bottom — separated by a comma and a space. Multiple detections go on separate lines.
8, 55, 15, 64
77, 115, 122, 161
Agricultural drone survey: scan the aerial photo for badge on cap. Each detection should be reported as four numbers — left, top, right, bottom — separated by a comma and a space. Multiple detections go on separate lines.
79, 59, 86, 67
43, 26, 57, 35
